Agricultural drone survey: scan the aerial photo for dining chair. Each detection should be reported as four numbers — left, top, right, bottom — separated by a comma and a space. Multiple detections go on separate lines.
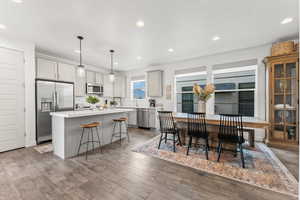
186, 112, 209, 160
157, 111, 182, 152
217, 114, 245, 168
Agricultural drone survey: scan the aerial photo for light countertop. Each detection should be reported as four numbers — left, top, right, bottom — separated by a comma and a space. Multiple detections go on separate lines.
50, 109, 134, 118
117, 106, 163, 110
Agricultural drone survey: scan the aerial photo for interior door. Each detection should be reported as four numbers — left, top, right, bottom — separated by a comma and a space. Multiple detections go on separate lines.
55, 82, 74, 111
0, 47, 25, 152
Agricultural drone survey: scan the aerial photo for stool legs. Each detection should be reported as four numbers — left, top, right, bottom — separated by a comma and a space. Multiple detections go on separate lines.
125, 121, 130, 142
119, 121, 122, 145
77, 125, 102, 160
111, 120, 130, 145
77, 128, 85, 156
95, 126, 102, 153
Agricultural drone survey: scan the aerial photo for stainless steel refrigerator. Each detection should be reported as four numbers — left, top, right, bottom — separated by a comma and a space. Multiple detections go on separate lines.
36, 79, 74, 144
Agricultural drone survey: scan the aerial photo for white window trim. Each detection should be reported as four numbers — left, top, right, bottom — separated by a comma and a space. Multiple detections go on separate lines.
131, 79, 146, 100
213, 65, 257, 116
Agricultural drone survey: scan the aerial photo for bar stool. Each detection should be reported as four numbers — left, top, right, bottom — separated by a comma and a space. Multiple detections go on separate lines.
77, 122, 102, 160
111, 117, 129, 145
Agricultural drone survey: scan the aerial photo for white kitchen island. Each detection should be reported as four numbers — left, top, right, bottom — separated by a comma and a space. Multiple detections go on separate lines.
50, 109, 133, 159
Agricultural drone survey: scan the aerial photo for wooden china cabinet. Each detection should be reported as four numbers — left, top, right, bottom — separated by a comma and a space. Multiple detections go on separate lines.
264, 52, 299, 149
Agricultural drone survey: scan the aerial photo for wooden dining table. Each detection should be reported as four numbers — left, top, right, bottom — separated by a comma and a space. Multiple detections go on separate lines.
174, 113, 270, 147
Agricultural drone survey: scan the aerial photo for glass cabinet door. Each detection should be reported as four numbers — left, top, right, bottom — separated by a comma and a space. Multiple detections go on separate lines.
272, 61, 298, 143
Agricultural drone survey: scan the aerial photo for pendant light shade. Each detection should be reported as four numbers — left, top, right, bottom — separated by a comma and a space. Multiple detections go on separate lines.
77, 36, 85, 77
109, 49, 115, 82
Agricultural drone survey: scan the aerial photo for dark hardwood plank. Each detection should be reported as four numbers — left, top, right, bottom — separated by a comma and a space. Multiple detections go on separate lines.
0, 128, 297, 200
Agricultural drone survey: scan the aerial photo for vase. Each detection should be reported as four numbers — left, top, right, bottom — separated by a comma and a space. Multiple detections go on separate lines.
90, 104, 97, 110
197, 100, 206, 113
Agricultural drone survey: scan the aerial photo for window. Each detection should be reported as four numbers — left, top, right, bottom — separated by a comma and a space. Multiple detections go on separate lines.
175, 72, 207, 113
213, 67, 256, 116
131, 80, 146, 99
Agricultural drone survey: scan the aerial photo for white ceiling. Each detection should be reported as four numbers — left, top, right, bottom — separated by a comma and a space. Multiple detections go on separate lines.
0, 0, 298, 71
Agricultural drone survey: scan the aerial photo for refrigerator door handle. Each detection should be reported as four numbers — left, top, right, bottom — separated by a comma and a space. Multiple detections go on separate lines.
53, 92, 57, 112
55, 91, 58, 110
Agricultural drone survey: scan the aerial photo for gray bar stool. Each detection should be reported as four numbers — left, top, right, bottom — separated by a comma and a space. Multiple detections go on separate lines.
111, 117, 129, 145
77, 122, 102, 159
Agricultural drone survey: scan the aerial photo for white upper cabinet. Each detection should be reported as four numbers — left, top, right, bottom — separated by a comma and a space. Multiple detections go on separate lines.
36, 58, 57, 80
147, 70, 163, 97
75, 71, 86, 97
113, 75, 127, 97
57, 63, 75, 82
103, 74, 113, 97
86, 71, 103, 85
95, 72, 103, 85
86, 70, 95, 83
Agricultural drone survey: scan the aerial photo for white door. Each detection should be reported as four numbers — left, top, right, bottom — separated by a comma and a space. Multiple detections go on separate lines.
0, 47, 25, 152
57, 63, 75, 82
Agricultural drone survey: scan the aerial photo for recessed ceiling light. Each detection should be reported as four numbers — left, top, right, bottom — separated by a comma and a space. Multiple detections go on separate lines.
281, 17, 293, 24
168, 48, 174, 52
0, 24, 7, 30
74, 49, 81, 54
114, 62, 118, 65
136, 20, 145, 28
137, 56, 142, 60
11, 0, 23, 3
212, 36, 220, 41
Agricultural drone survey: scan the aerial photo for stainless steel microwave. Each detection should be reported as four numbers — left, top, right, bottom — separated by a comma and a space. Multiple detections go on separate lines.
86, 83, 103, 95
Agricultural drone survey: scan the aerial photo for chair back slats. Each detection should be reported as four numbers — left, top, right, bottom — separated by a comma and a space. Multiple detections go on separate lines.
219, 114, 243, 142
187, 112, 208, 138
158, 111, 176, 133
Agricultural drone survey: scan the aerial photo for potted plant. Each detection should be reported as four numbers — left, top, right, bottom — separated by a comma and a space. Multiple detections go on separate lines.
193, 83, 215, 113
86, 96, 100, 110
110, 100, 118, 107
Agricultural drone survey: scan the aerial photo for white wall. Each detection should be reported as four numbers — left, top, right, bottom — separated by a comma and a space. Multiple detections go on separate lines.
125, 44, 272, 141
126, 44, 271, 119
0, 35, 36, 147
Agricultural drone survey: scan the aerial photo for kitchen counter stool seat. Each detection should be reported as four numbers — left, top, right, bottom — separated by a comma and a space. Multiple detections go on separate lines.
77, 122, 102, 160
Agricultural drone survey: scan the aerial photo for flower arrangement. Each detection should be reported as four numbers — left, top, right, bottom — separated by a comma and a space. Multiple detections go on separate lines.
193, 83, 215, 102
86, 96, 100, 104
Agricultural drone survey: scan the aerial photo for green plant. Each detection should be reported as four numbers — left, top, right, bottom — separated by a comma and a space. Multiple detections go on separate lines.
86, 96, 100, 104
110, 100, 117, 106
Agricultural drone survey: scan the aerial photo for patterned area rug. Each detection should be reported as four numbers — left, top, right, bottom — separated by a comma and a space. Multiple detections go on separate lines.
34, 143, 53, 154
132, 136, 298, 197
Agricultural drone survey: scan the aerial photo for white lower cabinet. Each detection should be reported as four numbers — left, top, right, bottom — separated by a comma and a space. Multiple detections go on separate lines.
127, 109, 137, 126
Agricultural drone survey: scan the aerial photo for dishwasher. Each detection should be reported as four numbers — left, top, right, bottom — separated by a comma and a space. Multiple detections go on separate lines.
137, 108, 156, 128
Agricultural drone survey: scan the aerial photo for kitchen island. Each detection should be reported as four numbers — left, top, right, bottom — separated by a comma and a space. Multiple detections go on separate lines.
50, 109, 133, 159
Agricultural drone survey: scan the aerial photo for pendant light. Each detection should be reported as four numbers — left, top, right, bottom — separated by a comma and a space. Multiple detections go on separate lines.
109, 49, 115, 82
77, 36, 85, 77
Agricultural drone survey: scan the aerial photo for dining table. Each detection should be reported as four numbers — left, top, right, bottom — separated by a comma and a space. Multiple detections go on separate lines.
174, 113, 270, 147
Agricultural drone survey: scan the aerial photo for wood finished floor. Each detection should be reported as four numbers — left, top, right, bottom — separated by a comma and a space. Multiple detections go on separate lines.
0, 128, 297, 200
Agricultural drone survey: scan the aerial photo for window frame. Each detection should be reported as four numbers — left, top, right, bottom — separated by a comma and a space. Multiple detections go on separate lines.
131, 79, 146, 100
212, 65, 257, 116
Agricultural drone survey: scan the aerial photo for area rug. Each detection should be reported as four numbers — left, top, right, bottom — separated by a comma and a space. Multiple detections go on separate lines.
132, 136, 298, 197
33, 143, 53, 154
